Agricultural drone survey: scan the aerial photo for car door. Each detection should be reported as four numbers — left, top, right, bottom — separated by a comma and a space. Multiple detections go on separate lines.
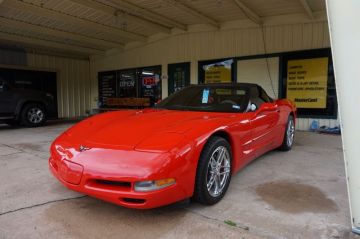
0, 81, 17, 116
248, 86, 280, 156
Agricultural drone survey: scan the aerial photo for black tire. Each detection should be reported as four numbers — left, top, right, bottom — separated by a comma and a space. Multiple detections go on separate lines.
193, 136, 232, 205
279, 115, 295, 151
20, 103, 46, 127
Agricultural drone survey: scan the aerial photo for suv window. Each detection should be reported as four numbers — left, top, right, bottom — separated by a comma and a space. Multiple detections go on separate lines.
0, 81, 6, 92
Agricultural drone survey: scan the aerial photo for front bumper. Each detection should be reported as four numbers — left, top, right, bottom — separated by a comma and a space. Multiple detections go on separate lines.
49, 156, 189, 209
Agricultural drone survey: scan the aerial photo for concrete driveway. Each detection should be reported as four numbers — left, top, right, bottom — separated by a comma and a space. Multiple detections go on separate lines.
0, 121, 358, 239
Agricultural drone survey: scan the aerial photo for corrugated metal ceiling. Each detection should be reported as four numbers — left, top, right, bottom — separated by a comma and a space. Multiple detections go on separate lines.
0, 0, 326, 57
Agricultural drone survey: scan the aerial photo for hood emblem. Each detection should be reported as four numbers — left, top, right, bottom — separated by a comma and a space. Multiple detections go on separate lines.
79, 145, 91, 152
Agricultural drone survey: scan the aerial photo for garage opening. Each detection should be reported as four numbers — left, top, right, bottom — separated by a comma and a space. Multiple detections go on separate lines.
0, 67, 58, 119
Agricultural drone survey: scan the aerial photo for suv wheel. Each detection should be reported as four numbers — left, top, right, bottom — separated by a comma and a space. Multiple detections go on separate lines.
21, 103, 46, 127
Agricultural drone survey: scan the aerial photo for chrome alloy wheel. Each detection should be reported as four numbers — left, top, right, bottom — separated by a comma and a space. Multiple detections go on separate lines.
27, 107, 44, 124
287, 119, 295, 147
206, 146, 231, 197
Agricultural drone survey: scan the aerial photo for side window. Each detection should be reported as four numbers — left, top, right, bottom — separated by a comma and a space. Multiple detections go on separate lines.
0, 81, 5, 92
249, 86, 266, 109
259, 87, 272, 103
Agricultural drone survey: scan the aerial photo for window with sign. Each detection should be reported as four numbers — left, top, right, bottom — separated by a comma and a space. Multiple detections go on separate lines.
98, 71, 117, 107
140, 66, 162, 105
198, 58, 235, 84
117, 70, 137, 98
98, 65, 161, 107
281, 49, 337, 118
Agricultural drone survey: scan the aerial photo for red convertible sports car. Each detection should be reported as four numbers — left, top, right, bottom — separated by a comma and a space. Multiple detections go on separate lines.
49, 83, 296, 209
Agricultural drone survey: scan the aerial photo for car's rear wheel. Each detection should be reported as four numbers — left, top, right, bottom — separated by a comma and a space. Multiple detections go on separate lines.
193, 136, 232, 205
279, 115, 295, 151
20, 103, 46, 127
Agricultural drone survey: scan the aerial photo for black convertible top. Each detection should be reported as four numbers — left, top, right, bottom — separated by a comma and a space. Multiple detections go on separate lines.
195, 83, 259, 88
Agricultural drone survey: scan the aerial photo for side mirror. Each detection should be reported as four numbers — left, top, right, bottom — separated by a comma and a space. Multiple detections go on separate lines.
258, 103, 277, 113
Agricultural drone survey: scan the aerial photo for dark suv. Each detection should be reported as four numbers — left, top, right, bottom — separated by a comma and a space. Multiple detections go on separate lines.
0, 80, 56, 127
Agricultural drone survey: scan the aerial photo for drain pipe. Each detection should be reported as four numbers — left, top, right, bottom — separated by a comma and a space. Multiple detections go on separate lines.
326, 0, 360, 235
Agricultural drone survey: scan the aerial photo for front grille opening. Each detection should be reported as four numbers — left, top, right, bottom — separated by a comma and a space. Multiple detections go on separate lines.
122, 198, 146, 204
95, 179, 131, 188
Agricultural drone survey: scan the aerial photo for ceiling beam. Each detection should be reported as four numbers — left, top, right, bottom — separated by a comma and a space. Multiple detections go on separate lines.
298, 0, 314, 19
0, 31, 104, 55
70, 0, 171, 34
233, 0, 262, 25
166, 0, 220, 28
111, 0, 187, 31
0, 17, 124, 50
0, 41, 90, 60
3, 0, 147, 42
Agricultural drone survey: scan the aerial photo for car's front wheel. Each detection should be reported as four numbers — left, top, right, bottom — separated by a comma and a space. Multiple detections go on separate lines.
20, 103, 46, 127
193, 136, 232, 205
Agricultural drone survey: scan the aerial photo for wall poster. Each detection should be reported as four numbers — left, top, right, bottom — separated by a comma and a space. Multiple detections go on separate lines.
117, 70, 137, 98
203, 59, 233, 83
286, 57, 328, 109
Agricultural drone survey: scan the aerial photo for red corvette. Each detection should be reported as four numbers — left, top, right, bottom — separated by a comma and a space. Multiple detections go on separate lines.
49, 83, 296, 209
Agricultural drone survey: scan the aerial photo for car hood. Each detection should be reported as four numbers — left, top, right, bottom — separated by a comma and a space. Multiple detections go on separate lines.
64, 109, 235, 151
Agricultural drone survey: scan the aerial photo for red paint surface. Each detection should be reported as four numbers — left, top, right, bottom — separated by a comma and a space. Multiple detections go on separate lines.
49, 99, 296, 209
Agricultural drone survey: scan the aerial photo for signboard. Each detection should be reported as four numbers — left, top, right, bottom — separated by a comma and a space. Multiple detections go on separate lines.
117, 70, 136, 98
286, 57, 328, 109
203, 59, 233, 83
143, 76, 156, 86
98, 71, 116, 107
142, 75, 160, 99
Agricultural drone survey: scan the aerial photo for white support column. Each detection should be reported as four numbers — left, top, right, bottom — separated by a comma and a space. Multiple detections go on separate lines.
326, 0, 360, 235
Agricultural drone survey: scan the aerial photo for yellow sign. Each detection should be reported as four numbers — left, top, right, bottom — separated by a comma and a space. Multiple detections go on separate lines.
204, 60, 232, 83
286, 57, 328, 109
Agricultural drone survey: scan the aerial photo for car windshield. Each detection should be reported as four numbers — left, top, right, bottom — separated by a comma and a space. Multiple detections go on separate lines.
155, 85, 249, 113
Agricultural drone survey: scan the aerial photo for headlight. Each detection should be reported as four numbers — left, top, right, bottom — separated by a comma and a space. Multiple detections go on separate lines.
134, 178, 176, 192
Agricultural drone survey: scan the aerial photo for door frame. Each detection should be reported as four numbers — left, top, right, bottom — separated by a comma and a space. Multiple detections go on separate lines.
167, 62, 190, 95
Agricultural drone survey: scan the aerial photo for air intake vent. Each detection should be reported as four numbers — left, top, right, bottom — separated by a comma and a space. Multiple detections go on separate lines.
95, 179, 131, 188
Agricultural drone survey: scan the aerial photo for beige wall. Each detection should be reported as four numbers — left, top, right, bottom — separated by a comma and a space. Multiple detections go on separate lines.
237, 57, 279, 99
90, 20, 337, 130
27, 53, 91, 118
91, 20, 330, 80
1, 52, 90, 118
